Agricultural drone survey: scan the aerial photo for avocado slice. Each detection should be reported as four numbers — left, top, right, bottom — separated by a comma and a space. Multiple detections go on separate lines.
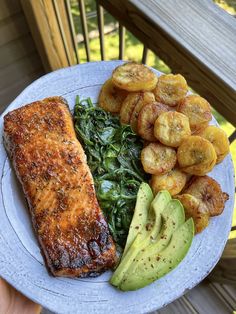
123, 183, 153, 256
162, 199, 184, 221
117, 200, 185, 289
119, 218, 194, 291
110, 190, 170, 287
130, 199, 185, 265
147, 190, 172, 240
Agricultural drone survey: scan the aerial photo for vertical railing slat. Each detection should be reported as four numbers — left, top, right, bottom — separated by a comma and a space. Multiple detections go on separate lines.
119, 23, 125, 60
96, 1, 105, 60
65, 0, 80, 64
229, 130, 236, 143
78, 0, 90, 62
52, 0, 72, 65
142, 45, 148, 64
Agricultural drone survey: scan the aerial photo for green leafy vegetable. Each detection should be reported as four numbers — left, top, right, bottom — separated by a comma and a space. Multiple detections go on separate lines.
73, 96, 149, 248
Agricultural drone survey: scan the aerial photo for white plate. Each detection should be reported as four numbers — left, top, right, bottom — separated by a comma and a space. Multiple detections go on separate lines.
0, 61, 234, 314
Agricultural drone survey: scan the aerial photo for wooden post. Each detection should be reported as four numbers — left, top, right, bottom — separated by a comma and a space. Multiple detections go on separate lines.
21, 0, 77, 72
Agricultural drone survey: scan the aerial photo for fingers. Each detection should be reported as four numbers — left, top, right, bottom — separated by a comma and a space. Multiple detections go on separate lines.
0, 278, 42, 314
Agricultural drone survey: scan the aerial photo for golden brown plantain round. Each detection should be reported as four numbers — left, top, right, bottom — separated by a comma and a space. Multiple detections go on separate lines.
177, 136, 217, 175
138, 102, 169, 141
120, 92, 141, 124
98, 78, 128, 113
198, 125, 230, 164
141, 142, 177, 175
150, 168, 187, 196
154, 111, 191, 147
130, 92, 155, 133
177, 95, 212, 133
174, 194, 209, 233
153, 74, 188, 106
183, 176, 229, 216
112, 62, 158, 92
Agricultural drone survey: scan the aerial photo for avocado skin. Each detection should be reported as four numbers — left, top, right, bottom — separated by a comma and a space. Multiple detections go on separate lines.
110, 190, 170, 287
119, 218, 194, 291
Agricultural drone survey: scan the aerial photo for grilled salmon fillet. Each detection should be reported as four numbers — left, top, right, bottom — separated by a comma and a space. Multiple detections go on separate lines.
3, 97, 117, 277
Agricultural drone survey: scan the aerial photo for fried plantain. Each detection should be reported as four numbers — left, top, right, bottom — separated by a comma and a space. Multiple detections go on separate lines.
130, 92, 155, 133
177, 136, 217, 175
174, 194, 209, 233
141, 142, 177, 175
198, 125, 230, 164
154, 111, 191, 147
150, 168, 187, 196
112, 62, 158, 92
120, 92, 141, 124
153, 74, 188, 106
183, 176, 229, 216
98, 78, 128, 113
137, 102, 169, 141
177, 95, 212, 133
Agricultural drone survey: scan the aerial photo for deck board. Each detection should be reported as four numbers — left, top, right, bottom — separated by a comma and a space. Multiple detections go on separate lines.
158, 281, 234, 314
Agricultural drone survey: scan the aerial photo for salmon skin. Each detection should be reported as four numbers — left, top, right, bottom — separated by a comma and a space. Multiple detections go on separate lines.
3, 97, 117, 277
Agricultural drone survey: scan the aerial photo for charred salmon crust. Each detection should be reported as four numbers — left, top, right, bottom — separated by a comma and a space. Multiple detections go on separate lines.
3, 96, 117, 277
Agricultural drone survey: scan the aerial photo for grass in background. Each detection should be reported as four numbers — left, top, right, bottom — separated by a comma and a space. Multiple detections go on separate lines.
70, 0, 236, 237
214, 0, 236, 15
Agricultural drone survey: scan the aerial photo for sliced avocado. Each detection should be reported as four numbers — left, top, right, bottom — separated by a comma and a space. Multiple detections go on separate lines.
110, 190, 170, 287
131, 199, 185, 265
162, 199, 184, 221
119, 218, 194, 291
118, 200, 185, 289
147, 190, 172, 240
123, 182, 153, 256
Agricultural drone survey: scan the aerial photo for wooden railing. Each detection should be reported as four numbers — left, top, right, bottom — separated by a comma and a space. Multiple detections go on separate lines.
21, 1, 150, 69
21, 0, 236, 128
